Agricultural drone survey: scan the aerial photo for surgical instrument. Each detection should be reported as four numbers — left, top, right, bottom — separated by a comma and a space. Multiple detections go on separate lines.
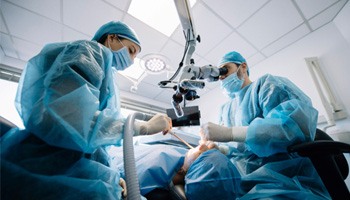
169, 130, 194, 149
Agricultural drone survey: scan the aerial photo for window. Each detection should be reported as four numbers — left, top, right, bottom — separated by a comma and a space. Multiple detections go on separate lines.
0, 79, 24, 128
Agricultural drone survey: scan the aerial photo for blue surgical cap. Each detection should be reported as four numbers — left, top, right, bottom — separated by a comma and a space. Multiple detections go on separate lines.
218, 51, 246, 66
92, 21, 141, 51
218, 51, 249, 75
185, 149, 241, 200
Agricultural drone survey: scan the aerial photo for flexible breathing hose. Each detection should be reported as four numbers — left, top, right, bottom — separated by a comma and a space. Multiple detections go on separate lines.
123, 112, 153, 200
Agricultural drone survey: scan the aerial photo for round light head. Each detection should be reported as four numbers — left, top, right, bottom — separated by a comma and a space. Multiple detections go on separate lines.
141, 54, 170, 74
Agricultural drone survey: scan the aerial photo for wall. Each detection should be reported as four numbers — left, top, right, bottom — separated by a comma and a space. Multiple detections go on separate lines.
334, 2, 350, 46
196, 5, 350, 141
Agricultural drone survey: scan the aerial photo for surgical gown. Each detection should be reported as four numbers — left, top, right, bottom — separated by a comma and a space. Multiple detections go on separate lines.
219, 74, 331, 199
1, 40, 126, 199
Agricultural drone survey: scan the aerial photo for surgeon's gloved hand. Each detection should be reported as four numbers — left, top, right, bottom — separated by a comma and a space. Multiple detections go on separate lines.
200, 122, 247, 142
138, 113, 172, 135
119, 178, 127, 198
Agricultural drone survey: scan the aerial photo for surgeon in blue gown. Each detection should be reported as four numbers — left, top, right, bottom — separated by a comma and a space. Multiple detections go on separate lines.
1, 21, 172, 200
199, 51, 331, 199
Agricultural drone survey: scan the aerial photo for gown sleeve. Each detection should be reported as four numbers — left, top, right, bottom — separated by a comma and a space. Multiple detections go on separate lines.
245, 75, 318, 157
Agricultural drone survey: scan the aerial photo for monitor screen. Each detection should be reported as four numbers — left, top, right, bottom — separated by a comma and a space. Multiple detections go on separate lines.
166, 106, 201, 127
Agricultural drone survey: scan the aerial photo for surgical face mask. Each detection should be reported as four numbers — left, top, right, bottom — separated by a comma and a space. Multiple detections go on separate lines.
220, 65, 244, 98
109, 38, 133, 70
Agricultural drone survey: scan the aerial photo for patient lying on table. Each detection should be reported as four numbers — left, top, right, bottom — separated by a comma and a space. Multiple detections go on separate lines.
108, 142, 241, 199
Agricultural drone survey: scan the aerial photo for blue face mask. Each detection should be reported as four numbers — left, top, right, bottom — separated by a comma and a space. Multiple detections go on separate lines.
220, 66, 244, 98
109, 38, 133, 71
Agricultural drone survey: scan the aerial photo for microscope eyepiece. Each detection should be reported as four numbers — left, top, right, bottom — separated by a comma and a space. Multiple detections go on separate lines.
219, 67, 228, 76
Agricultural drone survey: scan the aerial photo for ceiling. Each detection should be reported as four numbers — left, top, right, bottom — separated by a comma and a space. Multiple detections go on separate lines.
0, 0, 348, 108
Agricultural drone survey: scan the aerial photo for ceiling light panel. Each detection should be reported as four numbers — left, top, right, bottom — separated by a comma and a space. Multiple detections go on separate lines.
123, 14, 169, 57
128, 0, 180, 37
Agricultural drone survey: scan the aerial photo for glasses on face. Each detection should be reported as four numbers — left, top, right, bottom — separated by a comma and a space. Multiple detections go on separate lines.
114, 35, 126, 47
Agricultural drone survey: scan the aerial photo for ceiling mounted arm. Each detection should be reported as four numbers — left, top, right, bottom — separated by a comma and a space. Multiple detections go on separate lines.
174, 0, 199, 65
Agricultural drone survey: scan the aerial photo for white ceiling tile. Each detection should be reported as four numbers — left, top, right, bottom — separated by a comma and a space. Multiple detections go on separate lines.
12, 37, 42, 61
295, 0, 338, 19
142, 71, 172, 86
0, 54, 27, 69
133, 81, 164, 99
104, 0, 130, 10
246, 52, 266, 67
262, 24, 310, 57
308, 0, 348, 30
192, 2, 233, 55
237, 0, 304, 49
63, 0, 123, 37
0, 13, 8, 33
194, 56, 214, 66
202, 0, 269, 28
1, 33, 18, 58
1, 1, 62, 45
189, 53, 204, 66
124, 13, 169, 59
170, 25, 187, 45
205, 32, 257, 64
160, 40, 186, 70
63, 27, 90, 42
9, 0, 61, 22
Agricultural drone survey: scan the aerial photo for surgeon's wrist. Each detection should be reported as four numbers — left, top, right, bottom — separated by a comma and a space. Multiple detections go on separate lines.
134, 121, 148, 135
231, 126, 248, 142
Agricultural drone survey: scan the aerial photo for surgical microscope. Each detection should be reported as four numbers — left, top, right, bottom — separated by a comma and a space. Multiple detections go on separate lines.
159, 0, 227, 118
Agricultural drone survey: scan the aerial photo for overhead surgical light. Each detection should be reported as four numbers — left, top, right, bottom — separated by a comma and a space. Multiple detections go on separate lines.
141, 54, 170, 74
